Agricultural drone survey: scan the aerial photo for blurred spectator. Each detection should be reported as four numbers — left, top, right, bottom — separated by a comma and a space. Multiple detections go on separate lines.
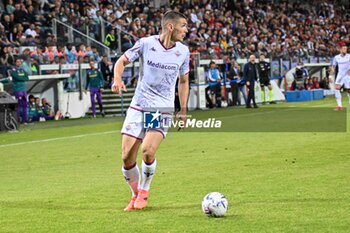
85, 60, 105, 118
28, 94, 37, 122
104, 28, 117, 50
99, 55, 112, 88
312, 76, 320, 89
11, 58, 29, 124
319, 77, 330, 89
207, 61, 222, 108
41, 98, 54, 120
65, 43, 77, 64
0, 45, 14, 66
243, 55, 258, 108
35, 97, 46, 121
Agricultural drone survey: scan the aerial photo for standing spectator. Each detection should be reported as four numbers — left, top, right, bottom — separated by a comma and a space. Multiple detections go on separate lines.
99, 55, 112, 88
207, 61, 222, 107
11, 58, 29, 123
85, 60, 105, 118
226, 61, 240, 106
258, 54, 274, 104
244, 55, 258, 108
104, 28, 117, 50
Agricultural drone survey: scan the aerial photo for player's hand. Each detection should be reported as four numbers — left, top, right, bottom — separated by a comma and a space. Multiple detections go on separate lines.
176, 109, 187, 131
246, 81, 250, 86
100, 88, 104, 92
111, 81, 127, 96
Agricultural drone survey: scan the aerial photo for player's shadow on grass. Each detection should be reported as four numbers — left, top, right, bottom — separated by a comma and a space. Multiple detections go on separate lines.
139, 203, 199, 212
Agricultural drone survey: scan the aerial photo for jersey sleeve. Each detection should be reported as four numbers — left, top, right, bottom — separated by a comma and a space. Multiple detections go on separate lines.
332, 57, 337, 66
124, 38, 144, 63
179, 50, 190, 76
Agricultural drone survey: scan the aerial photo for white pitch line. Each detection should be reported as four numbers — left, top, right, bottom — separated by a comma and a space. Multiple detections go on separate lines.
0, 130, 118, 148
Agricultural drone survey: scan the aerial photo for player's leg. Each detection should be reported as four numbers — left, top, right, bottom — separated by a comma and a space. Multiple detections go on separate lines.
334, 74, 344, 110
267, 83, 274, 103
210, 86, 216, 107
134, 130, 164, 209
334, 83, 342, 110
344, 75, 350, 104
22, 92, 28, 123
121, 134, 142, 211
120, 107, 145, 211
90, 88, 96, 117
96, 89, 105, 117
260, 83, 266, 104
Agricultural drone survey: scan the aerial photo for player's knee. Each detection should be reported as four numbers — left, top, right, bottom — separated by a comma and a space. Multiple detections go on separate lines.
121, 146, 133, 162
141, 145, 156, 161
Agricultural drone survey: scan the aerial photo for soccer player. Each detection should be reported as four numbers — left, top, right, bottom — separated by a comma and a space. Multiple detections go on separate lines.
85, 60, 105, 118
112, 11, 189, 211
11, 58, 29, 123
331, 44, 350, 110
258, 54, 274, 104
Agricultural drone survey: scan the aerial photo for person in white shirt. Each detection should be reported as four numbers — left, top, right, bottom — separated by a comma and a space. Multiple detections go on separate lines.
112, 11, 189, 211
331, 44, 350, 110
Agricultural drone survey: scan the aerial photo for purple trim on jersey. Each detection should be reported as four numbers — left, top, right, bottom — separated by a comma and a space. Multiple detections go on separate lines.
130, 105, 143, 112
122, 132, 143, 141
130, 105, 172, 115
158, 39, 176, 50
123, 54, 130, 62
147, 128, 165, 139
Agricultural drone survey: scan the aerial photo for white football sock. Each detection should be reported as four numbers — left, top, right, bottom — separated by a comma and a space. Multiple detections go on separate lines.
140, 159, 157, 191
122, 164, 140, 197
347, 93, 350, 103
335, 90, 342, 107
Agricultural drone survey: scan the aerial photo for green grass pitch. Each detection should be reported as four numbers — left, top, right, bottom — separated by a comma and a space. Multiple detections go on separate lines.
0, 97, 349, 233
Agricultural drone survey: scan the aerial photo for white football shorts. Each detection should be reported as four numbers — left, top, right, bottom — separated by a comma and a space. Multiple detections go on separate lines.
121, 107, 173, 140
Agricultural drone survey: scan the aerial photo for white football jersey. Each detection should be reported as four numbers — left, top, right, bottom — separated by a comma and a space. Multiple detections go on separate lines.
124, 35, 190, 110
332, 53, 350, 80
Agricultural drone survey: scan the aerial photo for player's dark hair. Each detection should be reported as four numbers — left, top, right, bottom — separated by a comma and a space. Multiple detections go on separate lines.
161, 11, 187, 29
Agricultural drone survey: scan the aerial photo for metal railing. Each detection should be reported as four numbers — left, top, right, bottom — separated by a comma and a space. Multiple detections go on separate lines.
52, 18, 110, 58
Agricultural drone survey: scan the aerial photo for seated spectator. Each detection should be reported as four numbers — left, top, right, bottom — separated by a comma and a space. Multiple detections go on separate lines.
35, 97, 46, 121
319, 77, 330, 89
41, 98, 54, 120
207, 61, 222, 108
312, 77, 320, 89
305, 78, 315, 90
28, 94, 38, 122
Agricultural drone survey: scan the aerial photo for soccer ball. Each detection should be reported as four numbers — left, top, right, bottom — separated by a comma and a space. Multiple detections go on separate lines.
201, 192, 228, 217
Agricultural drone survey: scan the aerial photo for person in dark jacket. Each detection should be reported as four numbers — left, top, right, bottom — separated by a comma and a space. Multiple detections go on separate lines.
243, 55, 258, 108
258, 54, 275, 104
85, 60, 105, 118
11, 58, 29, 123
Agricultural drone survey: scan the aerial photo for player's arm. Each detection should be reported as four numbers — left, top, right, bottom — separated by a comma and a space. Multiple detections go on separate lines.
85, 72, 90, 90
98, 71, 104, 89
177, 73, 189, 129
330, 57, 337, 74
112, 55, 128, 96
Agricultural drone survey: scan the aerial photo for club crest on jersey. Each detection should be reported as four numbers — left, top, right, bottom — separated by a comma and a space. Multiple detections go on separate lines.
150, 47, 157, 52
175, 51, 181, 57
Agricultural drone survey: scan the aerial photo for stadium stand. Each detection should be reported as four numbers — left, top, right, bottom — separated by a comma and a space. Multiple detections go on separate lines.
0, 0, 349, 118
0, 0, 349, 63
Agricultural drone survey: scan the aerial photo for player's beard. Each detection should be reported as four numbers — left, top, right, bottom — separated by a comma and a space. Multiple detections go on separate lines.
171, 28, 181, 42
